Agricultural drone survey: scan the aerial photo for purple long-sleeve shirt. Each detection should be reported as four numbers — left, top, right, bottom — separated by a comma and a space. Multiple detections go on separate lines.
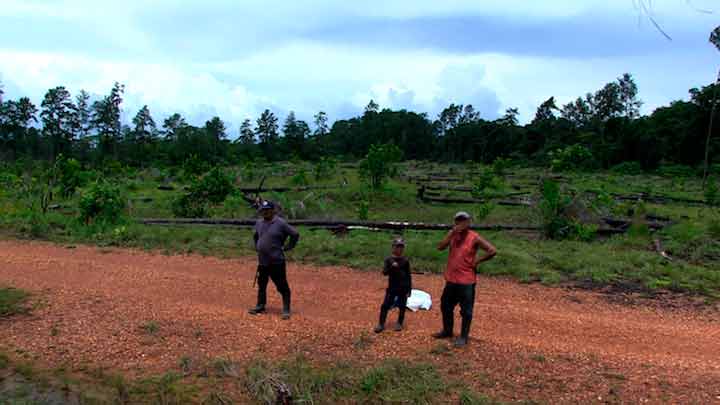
253, 216, 300, 266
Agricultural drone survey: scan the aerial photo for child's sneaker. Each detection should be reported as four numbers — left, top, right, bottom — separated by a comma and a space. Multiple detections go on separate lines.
374, 324, 385, 333
393, 323, 403, 332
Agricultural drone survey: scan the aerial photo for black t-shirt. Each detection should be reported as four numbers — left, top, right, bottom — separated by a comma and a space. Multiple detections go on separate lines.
383, 256, 412, 293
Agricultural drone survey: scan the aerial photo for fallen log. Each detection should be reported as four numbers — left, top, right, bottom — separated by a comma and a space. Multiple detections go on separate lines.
421, 195, 531, 206
139, 217, 630, 236
239, 185, 344, 193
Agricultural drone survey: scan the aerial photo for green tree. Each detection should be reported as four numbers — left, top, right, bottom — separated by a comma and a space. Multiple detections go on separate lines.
359, 143, 403, 189
255, 109, 279, 159
91, 82, 124, 159
313, 111, 329, 137
238, 118, 255, 144
283, 111, 309, 157
163, 113, 187, 141
40, 86, 78, 160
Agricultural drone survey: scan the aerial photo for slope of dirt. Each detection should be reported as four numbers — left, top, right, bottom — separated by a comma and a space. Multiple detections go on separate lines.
0, 240, 719, 403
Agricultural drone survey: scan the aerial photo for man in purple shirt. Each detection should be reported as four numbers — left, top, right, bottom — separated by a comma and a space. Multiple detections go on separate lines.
249, 200, 300, 320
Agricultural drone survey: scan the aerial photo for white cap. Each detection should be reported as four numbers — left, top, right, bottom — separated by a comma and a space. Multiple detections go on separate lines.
454, 211, 471, 220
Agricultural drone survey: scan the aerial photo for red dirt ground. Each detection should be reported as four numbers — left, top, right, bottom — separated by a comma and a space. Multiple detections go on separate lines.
1, 240, 719, 403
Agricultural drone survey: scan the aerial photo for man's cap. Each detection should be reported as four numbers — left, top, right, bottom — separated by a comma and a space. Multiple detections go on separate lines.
392, 238, 406, 247
259, 200, 275, 210
454, 211, 471, 220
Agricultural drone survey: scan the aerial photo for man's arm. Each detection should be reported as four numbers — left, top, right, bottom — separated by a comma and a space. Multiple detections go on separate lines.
382, 258, 391, 275
253, 231, 259, 250
437, 229, 455, 251
406, 260, 412, 295
283, 223, 300, 251
473, 234, 497, 268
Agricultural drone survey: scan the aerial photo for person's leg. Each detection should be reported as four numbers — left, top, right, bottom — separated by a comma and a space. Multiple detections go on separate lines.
433, 283, 458, 338
455, 283, 477, 347
375, 291, 394, 333
249, 265, 270, 314
269, 262, 292, 319
395, 294, 408, 331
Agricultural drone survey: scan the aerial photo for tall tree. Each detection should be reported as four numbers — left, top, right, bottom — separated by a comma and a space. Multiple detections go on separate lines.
238, 118, 255, 144
313, 111, 329, 137
364, 99, 379, 114
40, 86, 78, 159
163, 113, 186, 141
533, 97, 558, 124
0, 97, 37, 159
75, 90, 92, 138
703, 25, 720, 183
91, 82, 124, 159
204, 116, 227, 161
459, 104, 480, 124
283, 111, 309, 157
255, 109, 279, 145
132, 105, 157, 144
618, 73, 642, 118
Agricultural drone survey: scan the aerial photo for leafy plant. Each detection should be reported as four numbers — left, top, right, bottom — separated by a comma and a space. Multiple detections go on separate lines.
172, 167, 234, 218
357, 200, 369, 221
56, 155, 84, 198
359, 143, 403, 189
313, 157, 338, 181
470, 169, 501, 199
548, 144, 595, 172
538, 179, 572, 239
611, 161, 643, 175
705, 177, 720, 206
491, 157, 512, 176
290, 168, 309, 186
78, 180, 125, 224
474, 202, 494, 222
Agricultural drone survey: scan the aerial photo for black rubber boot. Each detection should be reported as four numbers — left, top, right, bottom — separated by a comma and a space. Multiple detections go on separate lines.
248, 305, 266, 315
281, 294, 291, 320
393, 322, 403, 332
454, 317, 472, 347
374, 324, 385, 333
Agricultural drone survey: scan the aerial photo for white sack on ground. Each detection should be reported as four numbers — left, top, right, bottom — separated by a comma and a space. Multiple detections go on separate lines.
405, 289, 432, 312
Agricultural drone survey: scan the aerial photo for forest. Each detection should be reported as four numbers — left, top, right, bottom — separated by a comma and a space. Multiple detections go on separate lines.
0, 73, 718, 173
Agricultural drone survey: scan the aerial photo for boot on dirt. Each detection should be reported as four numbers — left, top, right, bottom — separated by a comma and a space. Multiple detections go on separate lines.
432, 330, 453, 339
453, 336, 468, 347
374, 324, 385, 333
281, 295, 291, 320
248, 305, 266, 315
393, 322, 403, 332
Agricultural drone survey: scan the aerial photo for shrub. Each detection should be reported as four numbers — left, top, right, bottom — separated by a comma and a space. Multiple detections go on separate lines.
538, 179, 572, 239
79, 181, 125, 224
470, 169, 501, 199
491, 157, 512, 176
357, 200, 369, 221
172, 167, 234, 218
474, 202, 494, 222
313, 157, 338, 181
548, 144, 595, 172
182, 154, 208, 180
291, 168, 309, 186
610, 161, 643, 175
657, 164, 695, 178
705, 177, 720, 206
56, 156, 85, 198
359, 144, 403, 189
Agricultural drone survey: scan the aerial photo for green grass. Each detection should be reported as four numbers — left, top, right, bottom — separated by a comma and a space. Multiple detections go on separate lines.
2, 163, 720, 297
0, 286, 30, 317
244, 356, 497, 404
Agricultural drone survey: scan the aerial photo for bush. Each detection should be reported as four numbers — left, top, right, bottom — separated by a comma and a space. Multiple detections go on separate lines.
182, 154, 208, 180
56, 155, 85, 198
290, 168, 309, 186
657, 164, 696, 178
357, 200, 369, 221
538, 179, 572, 239
172, 167, 234, 218
705, 177, 720, 206
359, 144, 403, 189
548, 144, 595, 172
313, 157, 338, 181
79, 181, 125, 224
470, 169, 501, 199
611, 161, 643, 175
491, 157, 512, 176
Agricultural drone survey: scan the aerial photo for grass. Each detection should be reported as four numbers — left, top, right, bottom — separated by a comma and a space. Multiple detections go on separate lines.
140, 320, 160, 336
2, 163, 720, 298
244, 356, 496, 404
0, 286, 30, 317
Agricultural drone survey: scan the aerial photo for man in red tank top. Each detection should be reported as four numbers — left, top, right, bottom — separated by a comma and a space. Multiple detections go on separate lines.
433, 211, 497, 347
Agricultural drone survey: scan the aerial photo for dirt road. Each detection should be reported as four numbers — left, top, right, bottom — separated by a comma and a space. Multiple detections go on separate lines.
1, 240, 719, 403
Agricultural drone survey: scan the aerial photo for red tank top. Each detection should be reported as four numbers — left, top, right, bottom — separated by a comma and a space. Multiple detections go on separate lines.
445, 230, 479, 285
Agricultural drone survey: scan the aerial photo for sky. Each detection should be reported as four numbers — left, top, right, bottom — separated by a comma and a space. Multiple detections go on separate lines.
0, 0, 718, 135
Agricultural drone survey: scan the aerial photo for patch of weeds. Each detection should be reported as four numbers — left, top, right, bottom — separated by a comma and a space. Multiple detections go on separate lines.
530, 354, 546, 363
203, 390, 234, 405
179, 356, 192, 375
358, 360, 446, 403
0, 353, 9, 369
50, 325, 59, 337
140, 320, 160, 336
0, 286, 30, 317
430, 343, 452, 356
353, 331, 372, 350
460, 389, 503, 405
212, 358, 240, 378
132, 372, 196, 405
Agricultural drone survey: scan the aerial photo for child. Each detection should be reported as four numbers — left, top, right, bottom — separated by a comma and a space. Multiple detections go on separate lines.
374, 238, 412, 333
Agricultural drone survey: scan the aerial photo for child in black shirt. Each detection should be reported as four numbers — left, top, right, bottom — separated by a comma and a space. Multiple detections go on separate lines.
374, 238, 412, 333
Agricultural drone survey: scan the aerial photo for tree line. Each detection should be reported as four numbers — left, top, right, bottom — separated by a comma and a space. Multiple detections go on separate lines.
0, 73, 717, 171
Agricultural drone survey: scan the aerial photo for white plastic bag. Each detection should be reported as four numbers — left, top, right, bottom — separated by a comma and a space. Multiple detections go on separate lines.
405, 289, 432, 312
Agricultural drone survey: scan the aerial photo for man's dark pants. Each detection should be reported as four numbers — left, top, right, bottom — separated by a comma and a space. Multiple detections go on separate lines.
440, 282, 476, 338
378, 290, 408, 326
256, 262, 291, 311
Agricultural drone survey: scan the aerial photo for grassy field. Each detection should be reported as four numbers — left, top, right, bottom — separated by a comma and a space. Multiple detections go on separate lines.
2, 161, 719, 298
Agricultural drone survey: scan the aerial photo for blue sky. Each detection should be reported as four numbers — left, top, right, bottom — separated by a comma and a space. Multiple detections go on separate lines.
0, 0, 717, 134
